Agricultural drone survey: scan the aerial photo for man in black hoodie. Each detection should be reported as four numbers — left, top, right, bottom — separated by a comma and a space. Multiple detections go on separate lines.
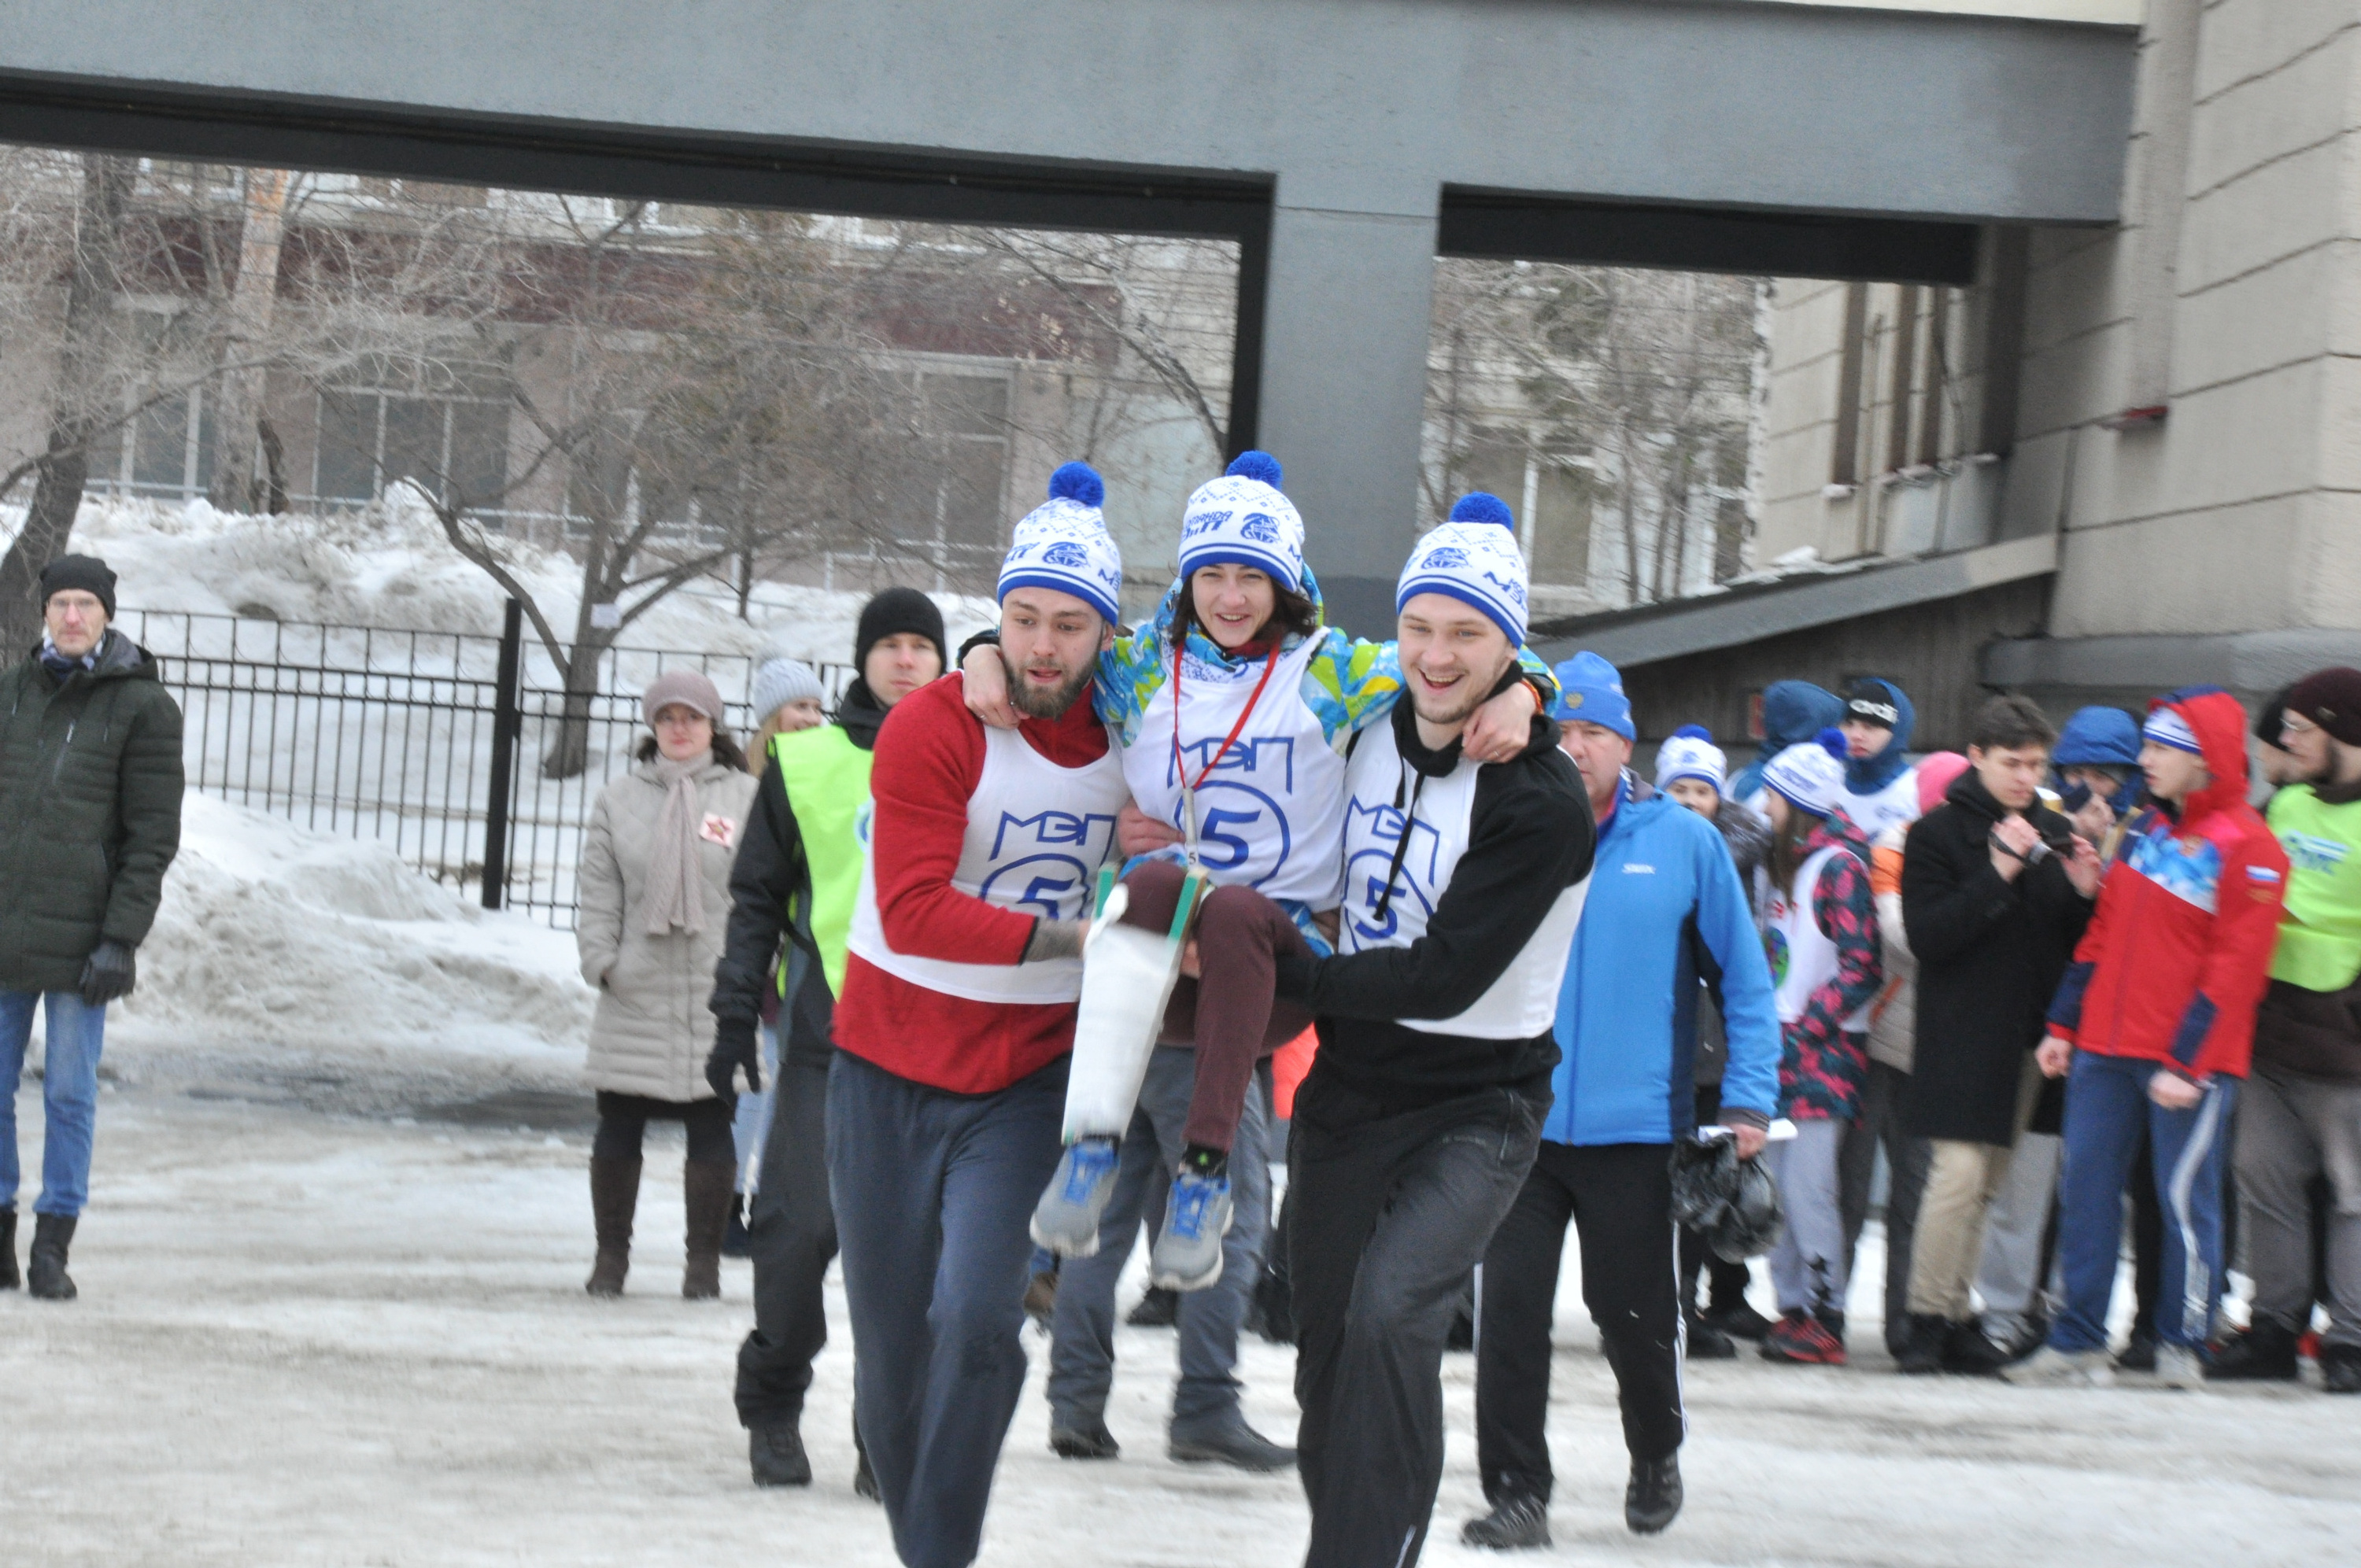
706, 587, 944, 1488
1261, 516, 1595, 1568
1897, 695, 2099, 1372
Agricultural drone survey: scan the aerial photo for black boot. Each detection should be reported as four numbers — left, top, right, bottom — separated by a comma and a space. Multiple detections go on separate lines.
749, 1422, 812, 1487
1942, 1318, 2012, 1377
1168, 1412, 1295, 1471
682, 1159, 733, 1301
2322, 1345, 2361, 1394
1048, 1415, 1121, 1459
1685, 1308, 1737, 1360
0, 1208, 17, 1290
1125, 1285, 1178, 1328
1459, 1496, 1550, 1550
1625, 1455, 1683, 1535
1894, 1314, 1947, 1374
586, 1157, 641, 1297
2206, 1319, 2300, 1382
28, 1212, 76, 1301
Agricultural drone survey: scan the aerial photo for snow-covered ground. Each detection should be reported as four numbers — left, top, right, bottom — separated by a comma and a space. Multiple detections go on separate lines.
6, 1082, 2355, 1568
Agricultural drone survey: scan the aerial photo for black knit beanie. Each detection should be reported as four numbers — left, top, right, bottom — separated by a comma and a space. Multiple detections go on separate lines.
2285, 666, 2361, 748
854, 587, 946, 673
39, 554, 116, 618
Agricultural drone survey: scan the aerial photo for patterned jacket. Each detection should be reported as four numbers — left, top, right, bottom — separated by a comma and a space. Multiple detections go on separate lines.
1775, 810, 1883, 1121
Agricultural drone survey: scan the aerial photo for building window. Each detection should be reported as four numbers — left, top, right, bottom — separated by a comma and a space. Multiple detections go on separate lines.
312, 356, 511, 511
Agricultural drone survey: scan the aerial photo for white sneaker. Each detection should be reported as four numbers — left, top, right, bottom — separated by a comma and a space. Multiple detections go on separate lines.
2000, 1346, 2115, 1389
2155, 1345, 2205, 1389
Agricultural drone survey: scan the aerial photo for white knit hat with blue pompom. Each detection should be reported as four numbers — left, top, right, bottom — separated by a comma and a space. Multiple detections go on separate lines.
1177, 450, 1306, 596
999, 462, 1125, 625
1763, 728, 1852, 818
1396, 492, 1531, 644
1654, 725, 1727, 794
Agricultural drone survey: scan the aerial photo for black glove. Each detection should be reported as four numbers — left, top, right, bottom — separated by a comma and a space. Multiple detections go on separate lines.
79, 940, 137, 1007
707, 1013, 763, 1101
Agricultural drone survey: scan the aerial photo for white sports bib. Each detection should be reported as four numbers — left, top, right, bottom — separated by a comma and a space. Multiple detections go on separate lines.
1336, 722, 1587, 1039
848, 724, 1126, 1005
1765, 843, 1874, 1030
1123, 636, 1347, 909
1842, 765, 1921, 841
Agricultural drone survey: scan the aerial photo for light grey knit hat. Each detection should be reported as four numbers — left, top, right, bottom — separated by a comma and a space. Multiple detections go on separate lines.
751, 655, 825, 720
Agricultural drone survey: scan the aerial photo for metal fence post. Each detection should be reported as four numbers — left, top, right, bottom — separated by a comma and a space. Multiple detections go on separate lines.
482, 598, 523, 909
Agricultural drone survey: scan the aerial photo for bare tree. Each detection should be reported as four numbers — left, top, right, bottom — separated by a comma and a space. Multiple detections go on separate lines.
0, 153, 135, 648
208, 166, 295, 512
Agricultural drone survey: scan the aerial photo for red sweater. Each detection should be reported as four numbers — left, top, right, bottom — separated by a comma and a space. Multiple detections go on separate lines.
831, 673, 1112, 1094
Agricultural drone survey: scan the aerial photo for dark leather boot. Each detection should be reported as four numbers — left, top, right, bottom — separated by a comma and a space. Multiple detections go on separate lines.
1894, 1314, 1948, 1375
749, 1422, 812, 1487
1460, 1496, 1550, 1549
586, 1157, 641, 1297
28, 1212, 77, 1301
682, 1158, 733, 1300
0, 1208, 18, 1290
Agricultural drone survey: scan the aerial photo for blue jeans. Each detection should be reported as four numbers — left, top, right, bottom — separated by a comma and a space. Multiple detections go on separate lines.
2049, 1051, 2237, 1353
1045, 1044, 1272, 1429
0, 990, 108, 1217
828, 1049, 1067, 1568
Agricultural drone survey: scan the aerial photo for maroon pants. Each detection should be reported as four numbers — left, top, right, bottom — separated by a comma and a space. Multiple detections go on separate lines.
1117, 858, 1315, 1153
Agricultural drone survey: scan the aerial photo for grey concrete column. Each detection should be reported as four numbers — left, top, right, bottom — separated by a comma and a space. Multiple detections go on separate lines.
1255, 194, 1439, 637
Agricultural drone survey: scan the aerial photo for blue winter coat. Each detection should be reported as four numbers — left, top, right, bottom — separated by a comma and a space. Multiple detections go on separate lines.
1543, 774, 1781, 1146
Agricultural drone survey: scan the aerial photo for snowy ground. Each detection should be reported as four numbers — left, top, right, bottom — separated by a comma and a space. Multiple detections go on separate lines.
6, 1068, 2356, 1568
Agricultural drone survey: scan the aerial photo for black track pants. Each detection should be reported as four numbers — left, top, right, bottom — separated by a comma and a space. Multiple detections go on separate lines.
1475, 1140, 1684, 1507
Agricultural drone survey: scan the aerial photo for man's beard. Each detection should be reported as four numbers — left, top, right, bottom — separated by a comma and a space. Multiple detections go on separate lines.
1005, 651, 1092, 719
1410, 660, 1511, 732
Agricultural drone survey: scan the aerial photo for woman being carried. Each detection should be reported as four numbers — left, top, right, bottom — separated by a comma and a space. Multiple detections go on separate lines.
963, 456, 1553, 1289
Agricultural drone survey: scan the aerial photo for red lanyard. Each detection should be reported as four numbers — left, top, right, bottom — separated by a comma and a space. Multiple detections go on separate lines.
1172, 634, 1281, 794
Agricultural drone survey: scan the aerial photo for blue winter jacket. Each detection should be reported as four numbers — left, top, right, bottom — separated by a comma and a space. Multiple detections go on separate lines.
1543, 773, 1781, 1146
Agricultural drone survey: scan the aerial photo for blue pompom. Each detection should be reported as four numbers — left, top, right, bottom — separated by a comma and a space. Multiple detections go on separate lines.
1672, 723, 1713, 742
1450, 492, 1516, 529
1225, 449, 1283, 489
1814, 726, 1849, 760
1047, 461, 1105, 508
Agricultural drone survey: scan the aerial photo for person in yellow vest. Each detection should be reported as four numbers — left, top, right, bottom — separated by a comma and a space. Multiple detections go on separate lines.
707, 588, 947, 1487
2216, 667, 2361, 1393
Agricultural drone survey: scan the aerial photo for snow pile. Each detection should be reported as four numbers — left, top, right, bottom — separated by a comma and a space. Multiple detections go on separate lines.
24, 491, 996, 670
114, 793, 596, 1071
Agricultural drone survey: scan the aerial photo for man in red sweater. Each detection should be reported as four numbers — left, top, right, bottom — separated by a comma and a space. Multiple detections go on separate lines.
2005, 687, 2289, 1389
827, 470, 1130, 1568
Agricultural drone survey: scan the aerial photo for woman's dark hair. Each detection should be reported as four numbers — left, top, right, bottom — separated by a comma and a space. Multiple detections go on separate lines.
636, 725, 748, 773
1765, 794, 1825, 897
1175, 567, 1319, 649
1970, 693, 2056, 754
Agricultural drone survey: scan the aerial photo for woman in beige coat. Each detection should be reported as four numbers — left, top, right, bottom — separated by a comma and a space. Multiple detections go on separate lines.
576, 670, 758, 1300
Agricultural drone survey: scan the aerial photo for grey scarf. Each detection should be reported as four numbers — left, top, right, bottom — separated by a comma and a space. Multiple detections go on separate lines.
644, 751, 713, 936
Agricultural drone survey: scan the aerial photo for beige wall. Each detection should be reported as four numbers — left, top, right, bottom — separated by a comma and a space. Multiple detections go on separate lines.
1761, 0, 2361, 646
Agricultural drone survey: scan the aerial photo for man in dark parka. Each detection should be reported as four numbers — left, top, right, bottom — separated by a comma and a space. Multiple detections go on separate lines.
0, 555, 183, 1300
1897, 695, 2099, 1371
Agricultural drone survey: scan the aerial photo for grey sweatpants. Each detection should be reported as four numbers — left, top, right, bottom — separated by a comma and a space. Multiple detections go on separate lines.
1768, 1119, 1850, 1317
1046, 1044, 1271, 1430
1974, 1129, 2063, 1341
2234, 1064, 2361, 1351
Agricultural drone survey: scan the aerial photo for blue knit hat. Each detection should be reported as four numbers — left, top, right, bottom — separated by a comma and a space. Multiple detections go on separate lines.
999, 462, 1124, 625
1397, 493, 1531, 644
1550, 651, 1635, 741
1177, 451, 1306, 596
2052, 706, 2141, 768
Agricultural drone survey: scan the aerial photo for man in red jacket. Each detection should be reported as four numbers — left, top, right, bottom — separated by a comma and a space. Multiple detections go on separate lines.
2006, 687, 2288, 1389
828, 471, 1131, 1568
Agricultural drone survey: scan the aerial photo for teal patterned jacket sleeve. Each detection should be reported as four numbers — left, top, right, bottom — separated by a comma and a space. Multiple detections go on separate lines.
1093, 571, 1561, 747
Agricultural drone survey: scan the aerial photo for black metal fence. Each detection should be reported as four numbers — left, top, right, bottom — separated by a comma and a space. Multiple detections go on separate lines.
121, 604, 855, 928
